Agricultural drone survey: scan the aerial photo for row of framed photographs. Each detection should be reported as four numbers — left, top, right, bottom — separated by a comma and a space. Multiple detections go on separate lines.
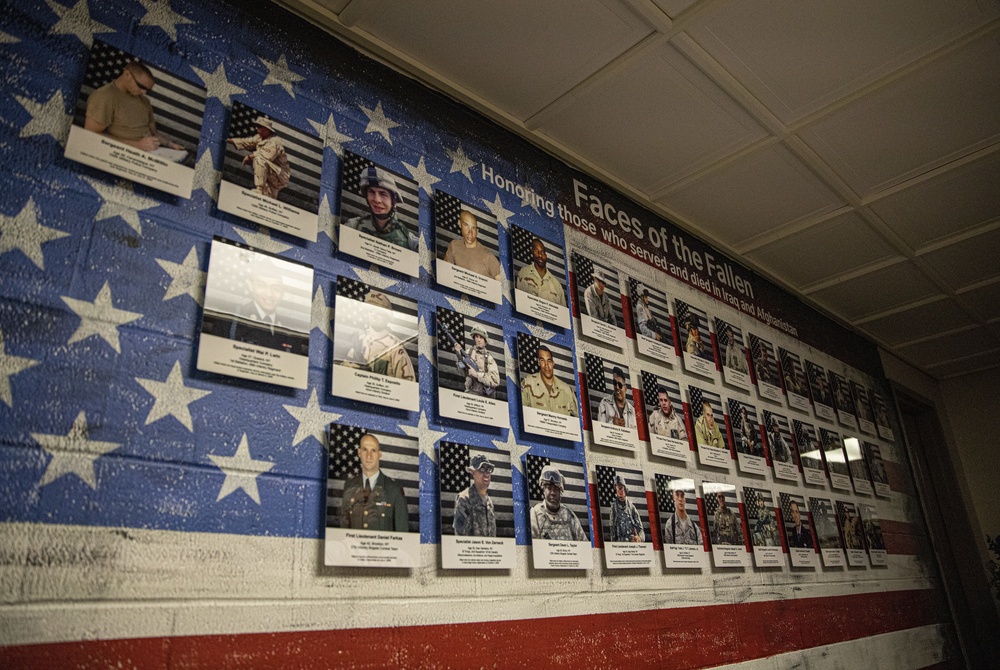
323, 422, 889, 571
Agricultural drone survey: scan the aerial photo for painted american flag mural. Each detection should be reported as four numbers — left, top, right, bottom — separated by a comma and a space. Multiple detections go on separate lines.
0, 0, 951, 668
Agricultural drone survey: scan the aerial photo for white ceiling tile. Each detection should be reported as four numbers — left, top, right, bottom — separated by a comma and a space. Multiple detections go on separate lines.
683, 0, 996, 124
746, 211, 900, 288
808, 261, 942, 321
349, 0, 652, 120
919, 226, 1000, 290
318, 0, 351, 13
959, 281, 1000, 322
868, 151, 1000, 250
859, 298, 975, 347
926, 349, 1000, 379
658, 144, 844, 246
799, 34, 1000, 197
536, 41, 766, 191
894, 326, 995, 368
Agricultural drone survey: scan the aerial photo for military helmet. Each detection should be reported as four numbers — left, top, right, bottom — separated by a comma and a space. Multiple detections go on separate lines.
469, 325, 488, 342
467, 454, 495, 473
538, 465, 565, 490
359, 165, 404, 206
364, 290, 392, 310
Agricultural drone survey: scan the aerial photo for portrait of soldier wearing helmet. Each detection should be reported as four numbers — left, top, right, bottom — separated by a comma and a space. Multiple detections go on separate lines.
344, 164, 418, 252
607, 474, 645, 543
530, 464, 588, 542
450, 324, 499, 398
227, 115, 291, 200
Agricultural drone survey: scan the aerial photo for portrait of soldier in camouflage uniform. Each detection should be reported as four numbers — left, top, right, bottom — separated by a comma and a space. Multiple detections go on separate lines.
343, 290, 416, 381
453, 454, 496, 537
344, 166, 418, 251
711, 492, 743, 546
530, 465, 587, 542
452, 325, 499, 398
608, 475, 644, 543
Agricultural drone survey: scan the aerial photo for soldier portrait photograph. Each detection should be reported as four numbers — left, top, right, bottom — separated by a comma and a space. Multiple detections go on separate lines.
595, 466, 648, 544
572, 252, 622, 328
439, 443, 515, 542
528, 462, 588, 543
629, 280, 673, 346
717, 319, 748, 376
691, 392, 725, 450
744, 487, 780, 548
510, 225, 570, 327
643, 374, 687, 441
436, 308, 503, 400
656, 476, 703, 546
781, 495, 814, 549
706, 488, 744, 547
518, 335, 579, 418
675, 300, 716, 378
436, 194, 502, 279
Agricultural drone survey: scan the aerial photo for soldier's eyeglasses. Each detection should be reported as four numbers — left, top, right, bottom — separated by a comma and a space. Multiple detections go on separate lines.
614, 380, 626, 389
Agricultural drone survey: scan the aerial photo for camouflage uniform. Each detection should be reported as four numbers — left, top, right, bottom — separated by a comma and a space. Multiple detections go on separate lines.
521, 373, 578, 417
583, 283, 615, 324
713, 506, 742, 545
230, 130, 290, 198
648, 408, 686, 439
530, 503, 587, 541
453, 484, 496, 537
597, 396, 636, 428
843, 516, 863, 550
663, 513, 702, 545
609, 497, 644, 542
516, 264, 565, 306
344, 212, 417, 251
458, 342, 499, 397
753, 509, 780, 547
356, 327, 415, 381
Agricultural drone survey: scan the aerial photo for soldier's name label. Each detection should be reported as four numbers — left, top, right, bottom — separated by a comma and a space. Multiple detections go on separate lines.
636, 334, 676, 365
697, 443, 731, 470
753, 545, 784, 568
325, 528, 420, 568
736, 452, 767, 476
820, 547, 846, 567
515, 289, 571, 330
591, 421, 637, 452
829, 472, 852, 492
757, 380, 783, 403
683, 352, 715, 380
868, 549, 888, 566
846, 548, 868, 567
803, 465, 827, 487
604, 542, 654, 569
837, 409, 858, 431
773, 460, 799, 482
858, 416, 877, 436
437, 261, 501, 304
66, 125, 195, 198
439, 388, 509, 428
442, 536, 515, 570
723, 366, 751, 392
814, 402, 835, 422
876, 422, 894, 442
580, 314, 625, 349
197, 333, 308, 389
787, 391, 811, 413
663, 543, 706, 568
524, 407, 582, 442
789, 547, 818, 568
532, 538, 593, 570
650, 434, 689, 463
711, 544, 749, 568
340, 225, 419, 278
218, 181, 318, 242
333, 365, 419, 411
853, 478, 873, 496
874, 480, 891, 498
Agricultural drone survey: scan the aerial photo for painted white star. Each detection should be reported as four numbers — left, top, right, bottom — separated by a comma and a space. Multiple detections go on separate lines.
259, 53, 304, 98
481, 193, 514, 229
283, 388, 341, 448
0, 197, 69, 270
316, 193, 338, 245
444, 296, 484, 319
0, 31, 21, 44
493, 430, 530, 475
192, 147, 219, 201
232, 226, 291, 255
61, 281, 143, 353
311, 284, 333, 341
137, 0, 192, 41
402, 156, 440, 196
34, 411, 120, 489
45, 0, 113, 45
445, 144, 476, 182
85, 177, 160, 235
134, 360, 211, 431
418, 313, 434, 368
499, 264, 512, 305
417, 228, 433, 275
352, 263, 397, 290
306, 113, 353, 157
156, 246, 205, 304
503, 336, 516, 384
192, 62, 246, 105
16, 90, 71, 143
399, 411, 446, 462
209, 434, 275, 505
359, 100, 400, 144
0, 328, 39, 407
527, 323, 555, 341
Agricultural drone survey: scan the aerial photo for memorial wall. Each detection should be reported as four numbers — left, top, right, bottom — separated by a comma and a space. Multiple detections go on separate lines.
0, 0, 955, 667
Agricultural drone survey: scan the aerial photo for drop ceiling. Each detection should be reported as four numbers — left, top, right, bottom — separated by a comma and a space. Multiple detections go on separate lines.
277, 0, 1000, 381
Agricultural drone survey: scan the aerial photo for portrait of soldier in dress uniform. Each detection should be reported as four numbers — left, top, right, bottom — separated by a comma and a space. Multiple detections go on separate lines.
781, 495, 813, 549
339, 433, 408, 532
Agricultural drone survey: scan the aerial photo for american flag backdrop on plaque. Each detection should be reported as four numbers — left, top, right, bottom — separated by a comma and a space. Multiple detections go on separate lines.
809, 497, 841, 549
584, 354, 633, 421
654, 474, 698, 518
435, 306, 507, 401
73, 40, 206, 160
779, 347, 808, 394
844, 437, 872, 485
675, 299, 713, 362
339, 150, 420, 238
763, 410, 795, 463
510, 224, 567, 286
779, 492, 809, 535
595, 464, 650, 541
794, 419, 824, 470
836, 500, 863, 548
627, 277, 673, 345
806, 360, 832, 406
332, 276, 419, 381
860, 504, 887, 551
326, 424, 421, 533
851, 381, 876, 423
222, 101, 323, 214
703, 484, 742, 545
715, 317, 744, 350
516, 332, 577, 391
641, 371, 682, 416
572, 252, 621, 325
439, 442, 514, 538
728, 397, 762, 455
748, 334, 777, 382
433, 191, 501, 261
688, 385, 727, 443
525, 454, 590, 541
864, 441, 890, 487
829, 370, 857, 416
742, 486, 770, 521
819, 428, 849, 477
